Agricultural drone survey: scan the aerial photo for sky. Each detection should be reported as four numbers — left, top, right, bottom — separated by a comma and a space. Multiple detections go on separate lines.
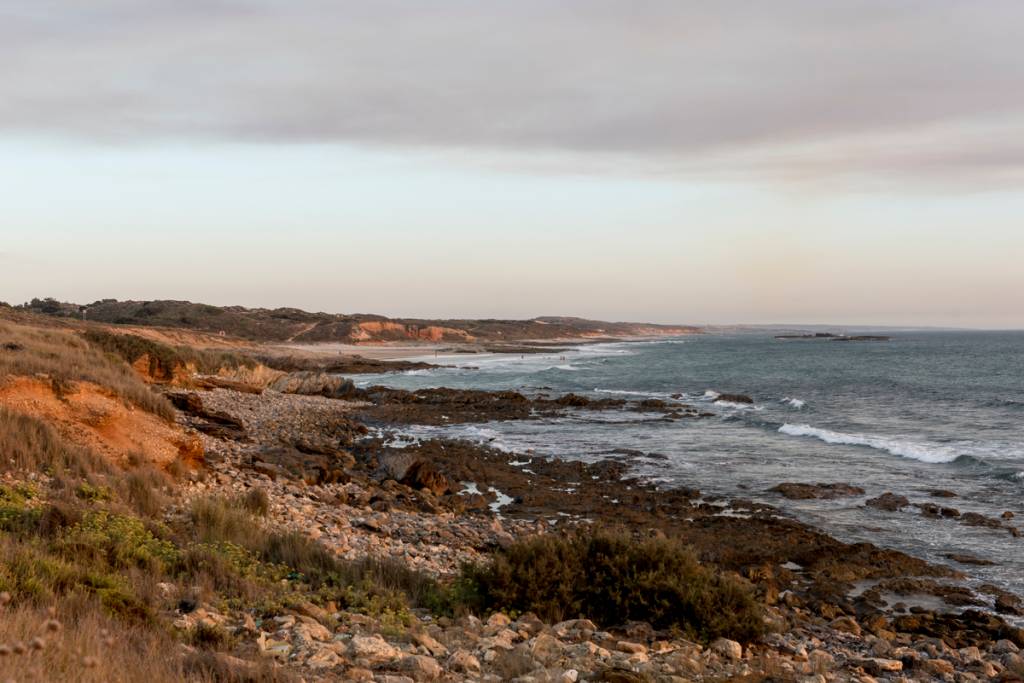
2, 1, 1023, 328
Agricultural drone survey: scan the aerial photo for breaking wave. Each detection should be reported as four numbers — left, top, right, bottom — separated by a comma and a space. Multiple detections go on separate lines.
778, 423, 961, 464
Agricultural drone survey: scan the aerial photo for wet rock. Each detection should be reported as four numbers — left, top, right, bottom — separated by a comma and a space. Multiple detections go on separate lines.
714, 393, 754, 404
770, 482, 865, 500
929, 489, 958, 498
866, 493, 910, 511
944, 553, 995, 566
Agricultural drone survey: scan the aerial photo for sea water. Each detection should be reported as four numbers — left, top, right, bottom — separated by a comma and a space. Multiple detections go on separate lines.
355, 331, 1024, 602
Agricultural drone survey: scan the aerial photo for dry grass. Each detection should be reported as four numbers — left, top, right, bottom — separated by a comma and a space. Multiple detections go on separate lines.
0, 407, 111, 480
0, 320, 174, 420
0, 600, 290, 682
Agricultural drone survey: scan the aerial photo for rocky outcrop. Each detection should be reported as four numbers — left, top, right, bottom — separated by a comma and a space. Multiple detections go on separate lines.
270, 371, 357, 399
168, 392, 247, 441
771, 483, 865, 500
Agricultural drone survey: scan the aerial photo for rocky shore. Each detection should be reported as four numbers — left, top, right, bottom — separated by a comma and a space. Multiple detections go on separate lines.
162, 381, 1024, 682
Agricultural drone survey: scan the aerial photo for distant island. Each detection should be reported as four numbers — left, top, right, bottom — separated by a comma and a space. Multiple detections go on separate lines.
775, 332, 891, 342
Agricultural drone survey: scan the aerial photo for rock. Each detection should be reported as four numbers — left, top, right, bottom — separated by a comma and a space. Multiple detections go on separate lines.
447, 650, 481, 673
996, 594, 1024, 616
929, 489, 958, 498
256, 633, 292, 660
593, 667, 647, 683
771, 482, 865, 500
855, 658, 903, 675
616, 641, 647, 655
715, 393, 754, 404
306, 647, 344, 669
960, 512, 1005, 529
249, 446, 350, 485
921, 658, 955, 676
349, 634, 401, 663
944, 553, 995, 566
397, 654, 442, 681
552, 619, 598, 638
412, 631, 448, 658
994, 640, 1020, 654
709, 638, 742, 660
294, 620, 332, 644
486, 613, 512, 629
559, 670, 579, 683
830, 616, 862, 636
866, 493, 910, 512
530, 634, 564, 664
377, 452, 452, 496
270, 371, 357, 399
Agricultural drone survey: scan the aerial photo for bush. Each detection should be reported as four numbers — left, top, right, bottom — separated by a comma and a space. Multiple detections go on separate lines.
459, 529, 765, 643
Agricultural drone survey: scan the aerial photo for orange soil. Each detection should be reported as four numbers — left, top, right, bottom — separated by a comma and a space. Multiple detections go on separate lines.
0, 376, 201, 467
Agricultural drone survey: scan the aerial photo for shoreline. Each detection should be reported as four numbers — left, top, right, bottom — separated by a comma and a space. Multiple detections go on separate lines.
175, 380, 1024, 679
273, 333, 694, 362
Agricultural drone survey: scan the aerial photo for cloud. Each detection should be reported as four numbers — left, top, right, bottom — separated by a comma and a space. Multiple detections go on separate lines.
2, 1, 1023, 183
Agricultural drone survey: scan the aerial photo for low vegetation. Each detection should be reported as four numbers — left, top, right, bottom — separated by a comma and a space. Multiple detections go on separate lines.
458, 528, 766, 643
0, 320, 174, 419
82, 328, 256, 378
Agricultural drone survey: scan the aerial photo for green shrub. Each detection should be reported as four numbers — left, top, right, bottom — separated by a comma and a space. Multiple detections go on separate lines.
459, 529, 765, 643
59, 511, 179, 572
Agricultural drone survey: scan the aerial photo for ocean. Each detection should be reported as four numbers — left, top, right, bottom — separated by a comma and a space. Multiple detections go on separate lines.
354, 331, 1024, 604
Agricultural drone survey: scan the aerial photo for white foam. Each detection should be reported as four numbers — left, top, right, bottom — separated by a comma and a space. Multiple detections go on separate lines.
715, 400, 756, 410
782, 397, 806, 409
489, 487, 515, 514
779, 423, 960, 464
703, 390, 720, 400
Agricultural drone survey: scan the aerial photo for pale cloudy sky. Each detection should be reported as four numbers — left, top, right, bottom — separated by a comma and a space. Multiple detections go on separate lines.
2, 1, 1023, 327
